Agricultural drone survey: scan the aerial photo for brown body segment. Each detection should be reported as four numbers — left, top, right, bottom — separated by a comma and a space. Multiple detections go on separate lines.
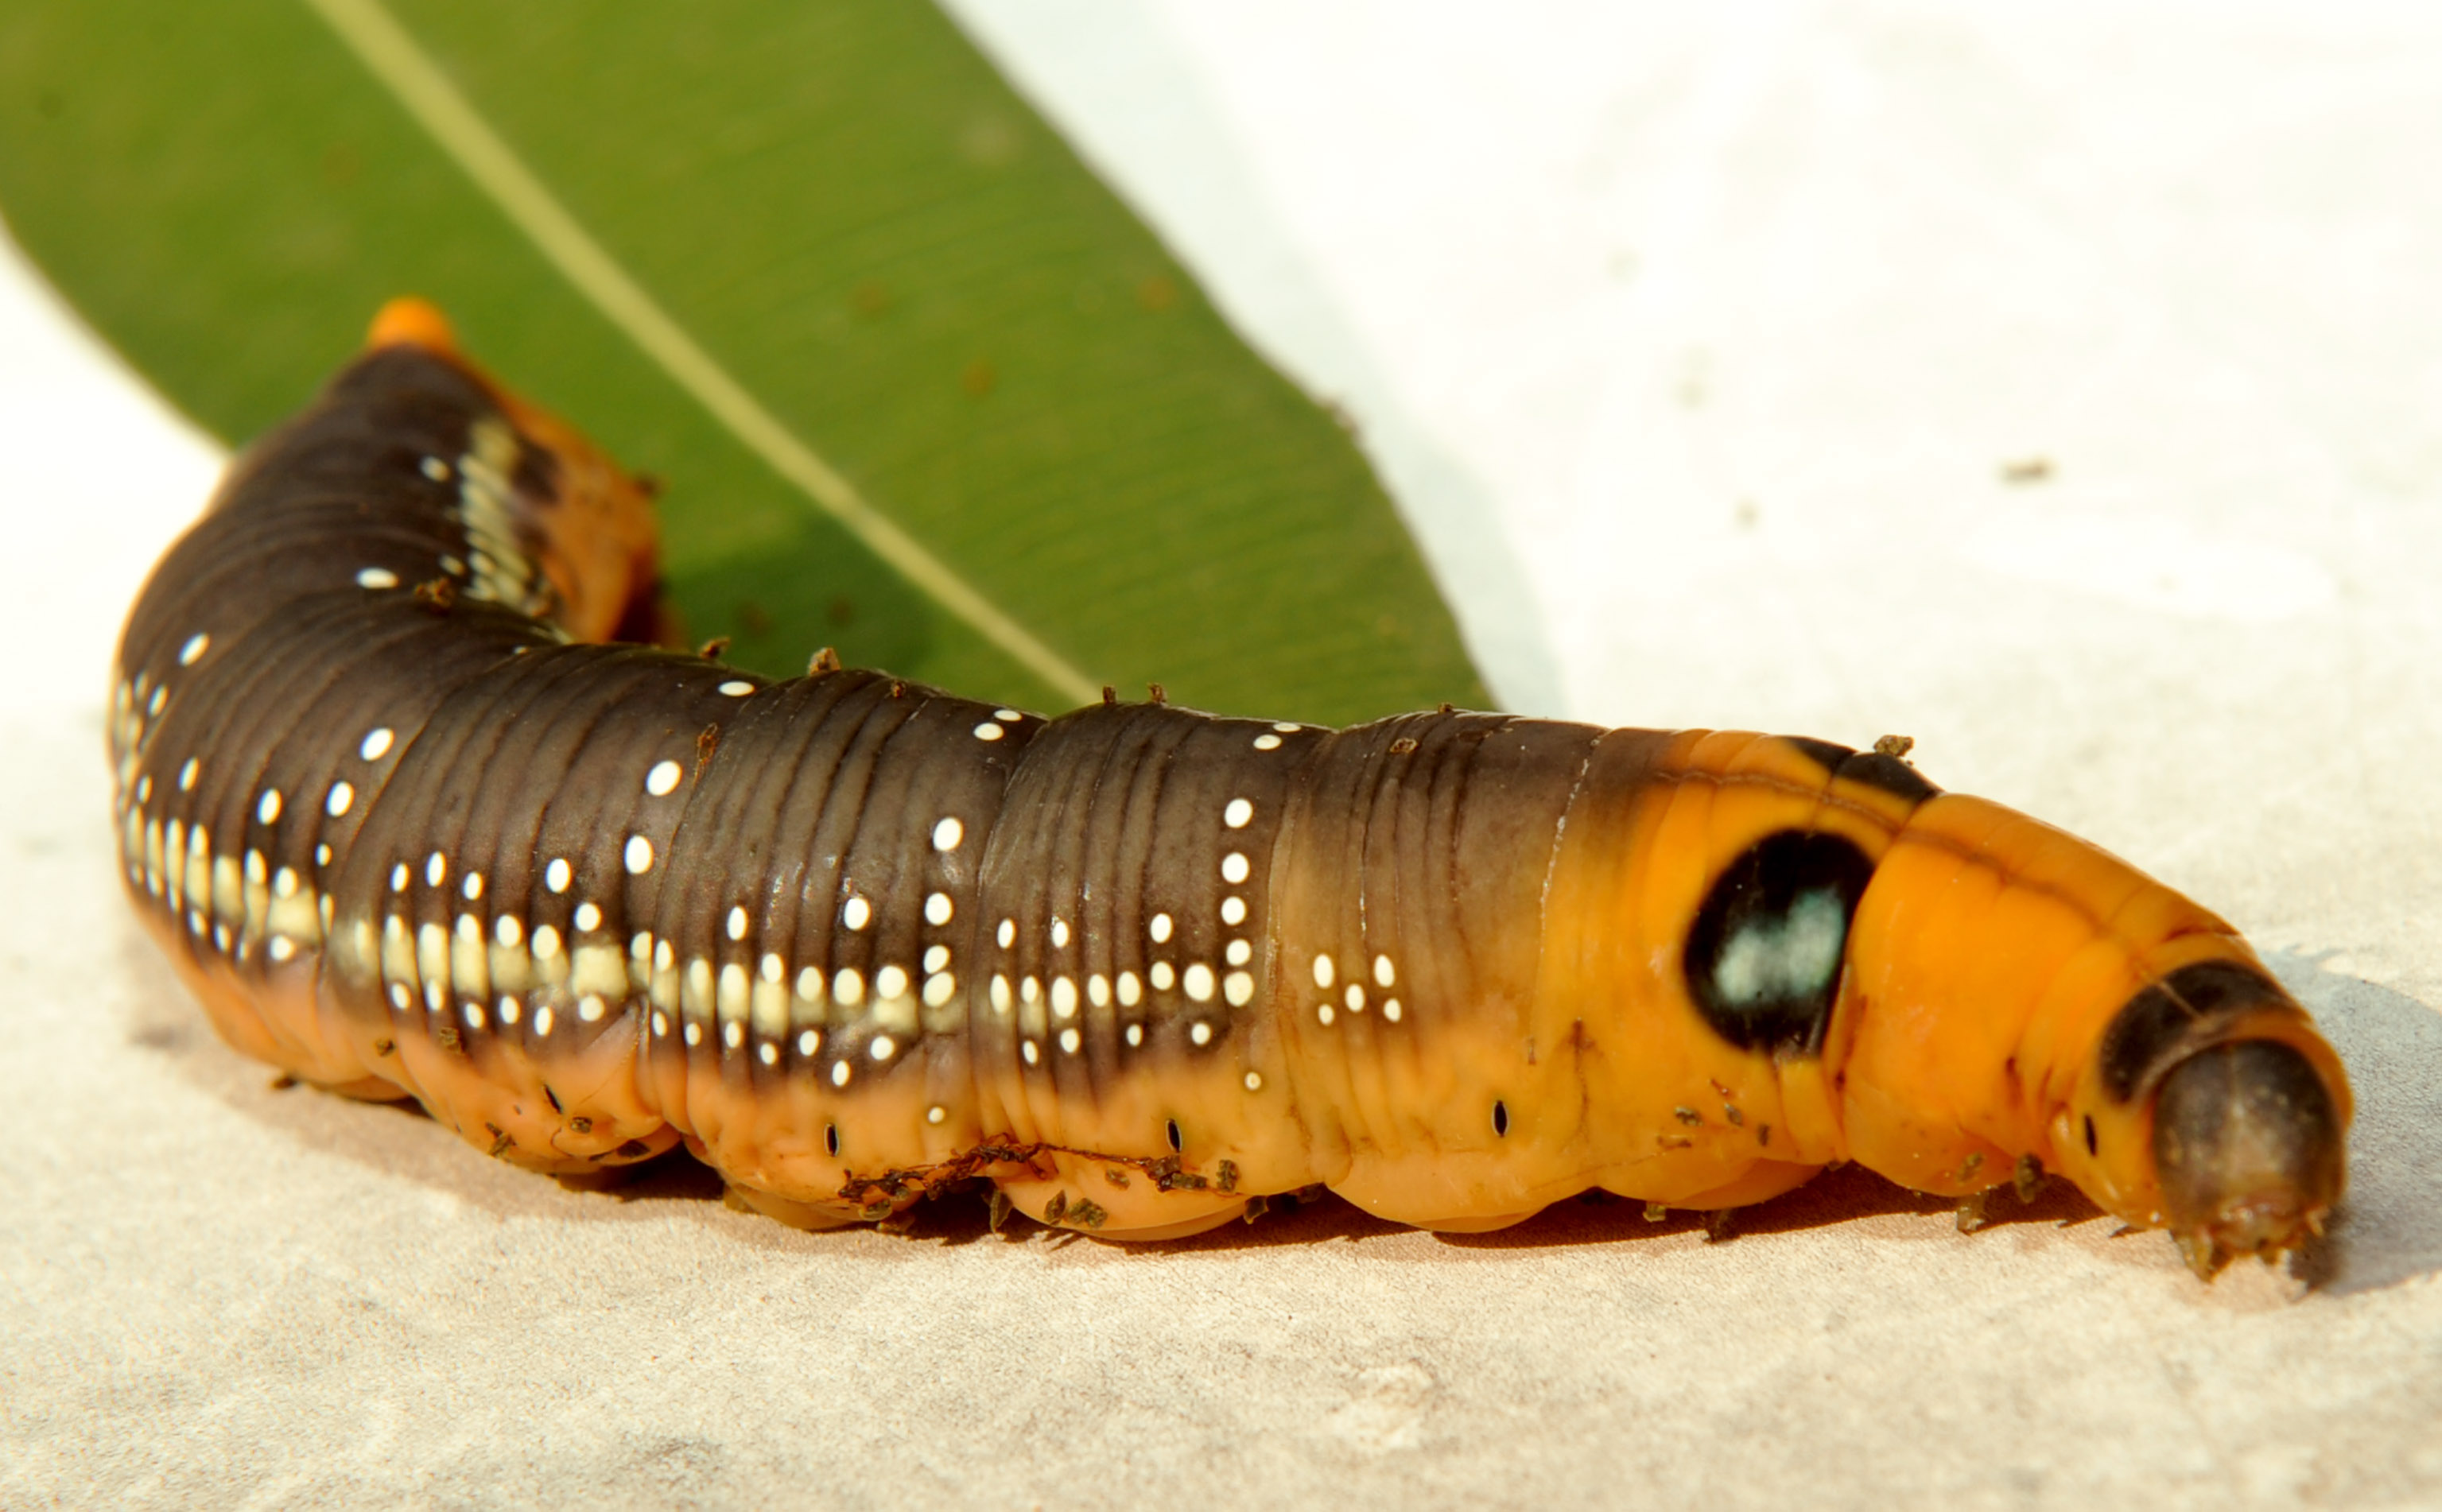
109, 303, 2350, 1275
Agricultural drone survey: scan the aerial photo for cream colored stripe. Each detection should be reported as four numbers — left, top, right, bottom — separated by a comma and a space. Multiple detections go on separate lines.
301, 0, 1101, 706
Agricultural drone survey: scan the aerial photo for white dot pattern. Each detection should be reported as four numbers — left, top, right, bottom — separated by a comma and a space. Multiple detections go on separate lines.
102, 544, 1512, 1228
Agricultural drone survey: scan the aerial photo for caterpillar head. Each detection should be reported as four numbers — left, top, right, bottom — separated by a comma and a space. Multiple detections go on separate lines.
1831, 788, 2351, 1281
2151, 1038, 2344, 1277
2086, 963, 2347, 1280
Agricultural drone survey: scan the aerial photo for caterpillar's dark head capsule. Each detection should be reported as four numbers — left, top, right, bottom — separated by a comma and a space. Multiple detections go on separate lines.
2151, 1039, 2345, 1280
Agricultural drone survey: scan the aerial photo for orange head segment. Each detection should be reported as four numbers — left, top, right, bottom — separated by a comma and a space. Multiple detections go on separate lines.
1835, 793, 2350, 1277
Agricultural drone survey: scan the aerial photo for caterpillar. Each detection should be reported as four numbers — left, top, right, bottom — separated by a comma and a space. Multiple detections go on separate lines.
111, 300, 2351, 1279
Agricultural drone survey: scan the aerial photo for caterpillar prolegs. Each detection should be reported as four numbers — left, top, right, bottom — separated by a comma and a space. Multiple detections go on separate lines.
111, 303, 2351, 1278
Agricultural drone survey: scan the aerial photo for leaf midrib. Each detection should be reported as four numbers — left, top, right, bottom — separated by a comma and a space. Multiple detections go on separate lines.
297, 0, 1104, 706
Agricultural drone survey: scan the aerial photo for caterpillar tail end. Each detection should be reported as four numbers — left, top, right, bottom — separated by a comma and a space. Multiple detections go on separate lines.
365, 297, 459, 355
2153, 1040, 2345, 1281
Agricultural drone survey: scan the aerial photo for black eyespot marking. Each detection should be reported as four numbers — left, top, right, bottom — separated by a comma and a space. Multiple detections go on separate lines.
1166, 1118, 1183, 1153
2098, 960, 2292, 1103
1683, 830, 1877, 1056
1492, 1100, 1510, 1138
825, 1123, 841, 1157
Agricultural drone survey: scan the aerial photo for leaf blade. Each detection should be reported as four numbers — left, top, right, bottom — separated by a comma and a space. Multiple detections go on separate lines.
0, 0, 1491, 721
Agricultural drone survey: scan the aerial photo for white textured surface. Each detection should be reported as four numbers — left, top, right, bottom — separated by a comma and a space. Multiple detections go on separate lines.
7, 6, 2442, 1506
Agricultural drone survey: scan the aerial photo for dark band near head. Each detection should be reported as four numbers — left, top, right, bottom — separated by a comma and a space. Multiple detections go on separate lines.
2098, 960, 2291, 1103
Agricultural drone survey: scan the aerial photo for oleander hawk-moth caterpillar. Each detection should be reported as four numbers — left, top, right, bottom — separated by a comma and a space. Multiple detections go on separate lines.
111, 302, 2350, 1278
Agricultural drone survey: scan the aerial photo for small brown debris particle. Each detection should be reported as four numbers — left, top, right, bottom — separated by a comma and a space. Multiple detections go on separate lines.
1104, 1168, 1131, 1188
1043, 1190, 1069, 1225
1673, 1106, 1702, 1126
1217, 1159, 1240, 1192
2013, 1153, 2046, 1204
268, 1072, 297, 1091
1703, 1209, 1739, 1243
697, 635, 731, 661
1388, 737, 1419, 755
371, 1037, 395, 1057
569, 1115, 592, 1135
1147, 683, 1167, 704
1101, 684, 1117, 705
1069, 1198, 1108, 1230
696, 723, 720, 774
986, 1188, 1013, 1233
1241, 1195, 1269, 1224
486, 1124, 514, 1157
809, 646, 841, 676
1644, 1203, 1669, 1223
413, 576, 457, 612
1873, 734, 1915, 760
2000, 456, 2053, 484
1957, 1192, 1989, 1234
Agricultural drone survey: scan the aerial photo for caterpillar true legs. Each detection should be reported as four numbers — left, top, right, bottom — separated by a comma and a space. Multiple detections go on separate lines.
110, 302, 2349, 1277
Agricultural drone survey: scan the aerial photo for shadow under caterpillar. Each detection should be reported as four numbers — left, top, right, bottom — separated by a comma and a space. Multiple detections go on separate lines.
111, 301, 2349, 1278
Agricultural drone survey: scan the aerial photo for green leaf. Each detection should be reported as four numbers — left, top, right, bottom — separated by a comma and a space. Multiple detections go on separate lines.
0, 0, 1488, 722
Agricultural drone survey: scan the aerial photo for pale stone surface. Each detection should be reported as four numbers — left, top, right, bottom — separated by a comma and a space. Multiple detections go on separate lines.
7, 6, 2441, 1506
